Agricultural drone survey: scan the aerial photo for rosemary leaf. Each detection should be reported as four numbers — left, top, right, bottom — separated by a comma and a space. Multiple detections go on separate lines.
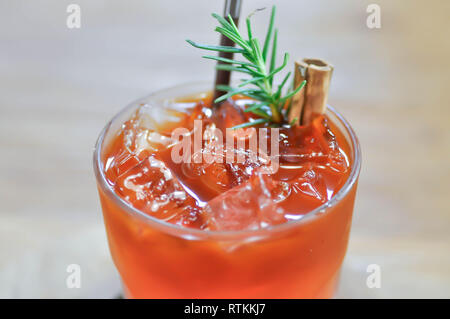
279, 80, 307, 103
187, 5, 307, 126
243, 102, 266, 113
246, 17, 253, 41
202, 55, 255, 67
248, 108, 271, 119
211, 13, 234, 31
231, 118, 268, 130
268, 51, 288, 80
186, 40, 245, 53
262, 6, 276, 61
215, 64, 254, 75
215, 84, 234, 92
214, 88, 256, 104
269, 29, 278, 83
238, 77, 265, 87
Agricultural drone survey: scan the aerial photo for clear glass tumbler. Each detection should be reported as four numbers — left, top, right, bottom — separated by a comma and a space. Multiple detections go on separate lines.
93, 82, 361, 298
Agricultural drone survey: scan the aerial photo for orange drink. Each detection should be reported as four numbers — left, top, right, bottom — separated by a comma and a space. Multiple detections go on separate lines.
93, 83, 361, 298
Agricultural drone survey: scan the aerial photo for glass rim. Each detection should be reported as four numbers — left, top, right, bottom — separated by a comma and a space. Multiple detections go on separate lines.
93, 81, 362, 240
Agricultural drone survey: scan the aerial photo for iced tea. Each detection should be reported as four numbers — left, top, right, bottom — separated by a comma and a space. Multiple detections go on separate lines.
94, 83, 360, 298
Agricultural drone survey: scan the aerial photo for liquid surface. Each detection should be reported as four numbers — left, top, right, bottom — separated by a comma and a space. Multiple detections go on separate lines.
102, 95, 351, 231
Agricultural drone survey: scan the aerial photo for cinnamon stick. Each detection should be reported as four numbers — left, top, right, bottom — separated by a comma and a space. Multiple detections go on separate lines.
289, 58, 334, 125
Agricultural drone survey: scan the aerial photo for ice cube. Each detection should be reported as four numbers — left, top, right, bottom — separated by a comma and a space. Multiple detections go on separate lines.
104, 127, 174, 183
269, 165, 329, 216
181, 157, 234, 194
104, 103, 184, 183
204, 173, 287, 231
127, 104, 184, 154
213, 99, 246, 132
104, 149, 141, 184
133, 129, 174, 156
290, 168, 328, 203
311, 116, 348, 173
137, 102, 188, 134
166, 205, 207, 229
115, 155, 201, 222
277, 118, 348, 176
180, 144, 272, 196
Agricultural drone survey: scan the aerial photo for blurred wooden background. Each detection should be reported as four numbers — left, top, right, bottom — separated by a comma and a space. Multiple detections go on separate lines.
0, 0, 449, 298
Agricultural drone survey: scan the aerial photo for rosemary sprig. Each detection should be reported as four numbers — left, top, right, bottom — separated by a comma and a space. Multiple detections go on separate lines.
187, 6, 306, 127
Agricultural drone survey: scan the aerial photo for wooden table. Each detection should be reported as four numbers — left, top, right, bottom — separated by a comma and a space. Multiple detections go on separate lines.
0, 0, 449, 298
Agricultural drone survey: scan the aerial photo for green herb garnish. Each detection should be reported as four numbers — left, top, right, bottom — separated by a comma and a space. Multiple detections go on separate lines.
186, 6, 306, 127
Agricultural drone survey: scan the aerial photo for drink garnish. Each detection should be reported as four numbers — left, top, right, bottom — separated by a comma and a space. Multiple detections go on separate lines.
186, 6, 306, 128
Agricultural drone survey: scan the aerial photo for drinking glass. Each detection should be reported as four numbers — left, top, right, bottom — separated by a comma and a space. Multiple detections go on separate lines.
93, 82, 361, 298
